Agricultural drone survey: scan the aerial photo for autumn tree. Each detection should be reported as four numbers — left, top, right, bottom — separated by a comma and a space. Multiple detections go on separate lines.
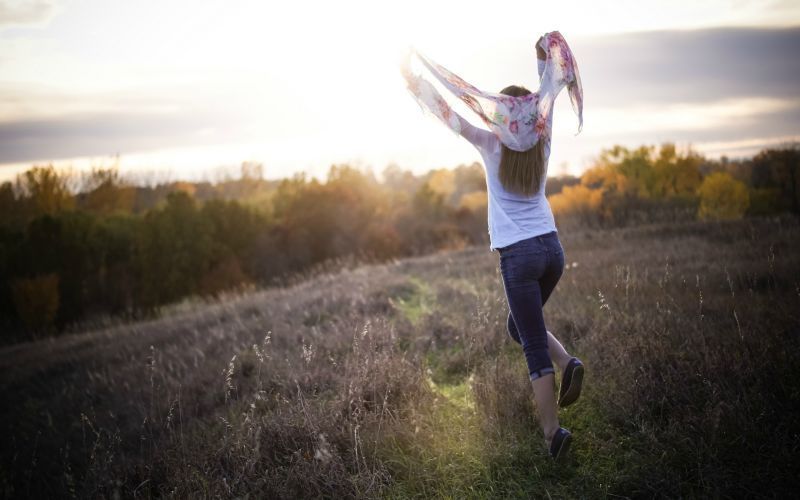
15, 165, 75, 218
549, 184, 604, 226
78, 167, 136, 215
651, 143, 703, 199
698, 172, 750, 220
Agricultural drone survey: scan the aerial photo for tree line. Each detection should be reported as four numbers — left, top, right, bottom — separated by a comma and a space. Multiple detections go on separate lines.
0, 162, 488, 340
550, 143, 799, 225
1, 143, 797, 341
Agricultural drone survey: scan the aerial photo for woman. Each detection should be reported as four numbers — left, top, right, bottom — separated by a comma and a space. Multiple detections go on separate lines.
402, 32, 585, 460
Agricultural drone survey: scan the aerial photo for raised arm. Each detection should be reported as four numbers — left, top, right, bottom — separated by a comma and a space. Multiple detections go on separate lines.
456, 112, 493, 151
463, 38, 544, 150
536, 35, 547, 81
401, 50, 495, 152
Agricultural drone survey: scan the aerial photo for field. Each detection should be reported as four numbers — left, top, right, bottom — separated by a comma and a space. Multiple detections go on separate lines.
1, 217, 799, 498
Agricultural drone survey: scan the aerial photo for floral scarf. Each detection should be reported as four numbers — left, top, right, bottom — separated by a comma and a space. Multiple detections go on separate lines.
401, 31, 583, 152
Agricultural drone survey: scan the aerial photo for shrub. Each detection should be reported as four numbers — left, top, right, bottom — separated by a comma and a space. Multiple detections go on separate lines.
549, 184, 603, 225
698, 172, 750, 220
11, 273, 60, 337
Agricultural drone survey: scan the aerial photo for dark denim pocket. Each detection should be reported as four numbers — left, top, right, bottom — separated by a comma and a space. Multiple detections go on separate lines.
500, 245, 548, 287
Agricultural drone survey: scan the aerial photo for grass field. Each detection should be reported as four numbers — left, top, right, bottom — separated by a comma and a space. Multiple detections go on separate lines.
1, 217, 799, 498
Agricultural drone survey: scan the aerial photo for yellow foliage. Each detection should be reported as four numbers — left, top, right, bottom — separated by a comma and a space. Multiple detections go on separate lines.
85, 183, 136, 214
458, 191, 488, 213
698, 172, 750, 220
581, 164, 631, 193
16, 165, 75, 215
427, 169, 456, 200
652, 144, 703, 198
172, 182, 197, 197
550, 184, 603, 216
582, 143, 702, 200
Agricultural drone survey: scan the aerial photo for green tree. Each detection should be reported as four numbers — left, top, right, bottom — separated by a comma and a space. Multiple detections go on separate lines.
18, 212, 102, 326
0, 181, 26, 228
136, 191, 214, 308
751, 147, 800, 214
90, 214, 140, 316
199, 199, 266, 294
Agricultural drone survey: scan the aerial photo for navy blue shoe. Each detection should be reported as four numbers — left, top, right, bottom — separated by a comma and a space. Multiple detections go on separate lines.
549, 427, 572, 460
558, 357, 584, 408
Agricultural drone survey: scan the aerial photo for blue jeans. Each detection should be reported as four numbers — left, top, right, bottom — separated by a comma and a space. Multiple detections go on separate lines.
498, 231, 565, 380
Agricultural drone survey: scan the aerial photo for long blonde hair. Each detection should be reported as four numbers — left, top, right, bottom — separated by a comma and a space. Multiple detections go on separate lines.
498, 85, 545, 197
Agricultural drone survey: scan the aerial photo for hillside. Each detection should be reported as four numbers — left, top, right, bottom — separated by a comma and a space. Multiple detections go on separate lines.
1, 218, 799, 498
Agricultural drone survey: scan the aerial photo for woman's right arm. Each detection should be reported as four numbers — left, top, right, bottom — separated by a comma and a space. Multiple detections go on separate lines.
457, 112, 493, 151
401, 47, 493, 151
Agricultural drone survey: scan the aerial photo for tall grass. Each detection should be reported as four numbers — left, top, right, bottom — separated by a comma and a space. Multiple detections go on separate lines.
1, 217, 798, 498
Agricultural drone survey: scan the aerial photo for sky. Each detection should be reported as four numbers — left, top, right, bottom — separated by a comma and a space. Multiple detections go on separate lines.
1, 0, 799, 184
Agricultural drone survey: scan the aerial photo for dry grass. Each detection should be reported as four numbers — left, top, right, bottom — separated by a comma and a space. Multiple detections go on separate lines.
1, 217, 798, 498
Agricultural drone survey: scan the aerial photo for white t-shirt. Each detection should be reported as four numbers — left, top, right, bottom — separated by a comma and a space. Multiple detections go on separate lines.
458, 111, 557, 251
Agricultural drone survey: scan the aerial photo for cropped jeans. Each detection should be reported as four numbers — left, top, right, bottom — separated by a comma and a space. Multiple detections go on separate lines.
497, 231, 565, 381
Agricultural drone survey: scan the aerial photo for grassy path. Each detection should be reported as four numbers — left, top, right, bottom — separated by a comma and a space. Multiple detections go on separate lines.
380, 353, 629, 499
2, 218, 798, 498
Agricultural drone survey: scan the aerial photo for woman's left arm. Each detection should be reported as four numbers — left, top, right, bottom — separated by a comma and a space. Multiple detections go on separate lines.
536, 35, 547, 81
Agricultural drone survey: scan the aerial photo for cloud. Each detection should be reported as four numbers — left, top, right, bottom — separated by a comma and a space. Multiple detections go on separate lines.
694, 135, 800, 155
0, 110, 242, 163
570, 97, 800, 137
0, 0, 58, 28
0, 79, 312, 165
1, 25, 799, 170
569, 26, 800, 106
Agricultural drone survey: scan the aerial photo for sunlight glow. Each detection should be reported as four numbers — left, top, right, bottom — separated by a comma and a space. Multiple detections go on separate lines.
1, 0, 799, 181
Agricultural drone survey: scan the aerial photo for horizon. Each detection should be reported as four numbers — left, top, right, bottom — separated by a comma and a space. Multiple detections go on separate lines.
2, 0, 800, 184
5, 138, 795, 193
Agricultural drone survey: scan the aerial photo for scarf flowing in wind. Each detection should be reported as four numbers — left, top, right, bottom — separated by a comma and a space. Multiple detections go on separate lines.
401, 31, 583, 152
